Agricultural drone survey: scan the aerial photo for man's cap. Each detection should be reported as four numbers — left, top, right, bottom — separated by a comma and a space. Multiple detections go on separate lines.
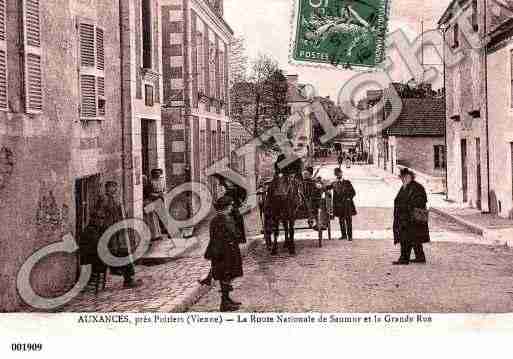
399, 168, 413, 177
214, 195, 234, 210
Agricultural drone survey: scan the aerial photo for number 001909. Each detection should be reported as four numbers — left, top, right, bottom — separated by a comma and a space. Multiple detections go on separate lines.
11, 343, 43, 351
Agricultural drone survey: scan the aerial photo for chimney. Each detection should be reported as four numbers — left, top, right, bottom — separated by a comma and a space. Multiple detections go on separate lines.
216, 0, 223, 16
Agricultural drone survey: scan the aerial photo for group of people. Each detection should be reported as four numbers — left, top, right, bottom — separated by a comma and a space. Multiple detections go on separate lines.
79, 167, 170, 290
201, 156, 431, 311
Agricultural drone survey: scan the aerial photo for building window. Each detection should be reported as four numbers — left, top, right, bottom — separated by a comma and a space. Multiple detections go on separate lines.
170, 66, 182, 79
196, 32, 205, 94
434, 145, 446, 169
145, 84, 154, 107
169, 21, 183, 33
79, 21, 105, 119
209, 44, 216, 98
170, 44, 182, 57
142, 0, 152, 69
510, 50, 513, 109
22, 0, 43, 113
452, 23, 459, 48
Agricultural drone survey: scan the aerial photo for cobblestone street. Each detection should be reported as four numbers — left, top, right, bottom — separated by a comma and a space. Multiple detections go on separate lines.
191, 164, 513, 313
55, 164, 513, 313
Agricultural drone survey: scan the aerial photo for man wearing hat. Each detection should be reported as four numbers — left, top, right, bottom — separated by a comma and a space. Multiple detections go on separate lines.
96, 180, 141, 288
204, 195, 244, 312
393, 168, 430, 265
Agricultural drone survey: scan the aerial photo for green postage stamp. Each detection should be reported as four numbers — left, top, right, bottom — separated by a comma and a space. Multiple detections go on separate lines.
290, 0, 390, 69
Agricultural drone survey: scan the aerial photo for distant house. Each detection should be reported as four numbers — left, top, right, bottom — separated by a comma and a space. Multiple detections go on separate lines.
383, 97, 446, 193
359, 83, 446, 193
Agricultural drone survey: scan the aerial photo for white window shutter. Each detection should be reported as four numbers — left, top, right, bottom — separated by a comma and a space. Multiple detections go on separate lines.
79, 23, 95, 67
96, 28, 104, 71
79, 21, 105, 119
23, 0, 43, 113
0, 0, 8, 111
80, 74, 96, 118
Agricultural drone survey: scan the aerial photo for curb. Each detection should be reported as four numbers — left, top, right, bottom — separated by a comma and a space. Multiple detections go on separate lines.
430, 207, 484, 236
165, 236, 261, 312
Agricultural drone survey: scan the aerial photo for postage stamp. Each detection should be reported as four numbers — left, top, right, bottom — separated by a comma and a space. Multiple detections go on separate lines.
290, 0, 390, 69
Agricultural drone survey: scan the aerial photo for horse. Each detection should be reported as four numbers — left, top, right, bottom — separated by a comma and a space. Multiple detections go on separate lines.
265, 173, 306, 255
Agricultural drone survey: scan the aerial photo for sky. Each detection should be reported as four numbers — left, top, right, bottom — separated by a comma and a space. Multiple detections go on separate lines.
224, 0, 453, 100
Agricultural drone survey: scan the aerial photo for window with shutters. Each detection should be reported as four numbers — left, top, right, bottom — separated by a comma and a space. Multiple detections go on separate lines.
22, 0, 43, 113
209, 43, 216, 98
0, 0, 7, 111
79, 20, 105, 120
434, 145, 445, 169
196, 32, 205, 94
142, 0, 152, 69
219, 50, 224, 102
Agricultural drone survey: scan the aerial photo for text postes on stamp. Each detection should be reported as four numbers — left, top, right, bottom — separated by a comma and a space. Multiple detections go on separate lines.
291, 0, 390, 69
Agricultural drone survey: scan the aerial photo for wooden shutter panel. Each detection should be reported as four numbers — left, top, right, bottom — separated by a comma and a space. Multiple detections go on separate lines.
0, 0, 7, 111
97, 76, 105, 116
96, 28, 104, 71
80, 23, 95, 67
79, 21, 105, 119
80, 75, 96, 117
23, 0, 43, 113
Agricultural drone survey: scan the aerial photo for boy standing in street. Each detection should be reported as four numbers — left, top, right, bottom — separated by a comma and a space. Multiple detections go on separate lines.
204, 196, 244, 312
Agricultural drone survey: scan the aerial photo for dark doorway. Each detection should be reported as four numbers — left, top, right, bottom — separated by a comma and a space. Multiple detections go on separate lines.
461, 139, 468, 203
476, 138, 481, 210
75, 174, 101, 238
141, 119, 150, 178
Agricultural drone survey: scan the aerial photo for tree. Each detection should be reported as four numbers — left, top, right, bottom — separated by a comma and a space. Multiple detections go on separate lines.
230, 54, 289, 142
229, 36, 248, 88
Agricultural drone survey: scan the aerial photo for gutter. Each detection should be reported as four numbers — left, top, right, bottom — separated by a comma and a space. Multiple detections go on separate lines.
484, 0, 491, 213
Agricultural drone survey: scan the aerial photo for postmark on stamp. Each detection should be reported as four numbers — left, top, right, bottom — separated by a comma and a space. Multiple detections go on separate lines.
290, 0, 390, 69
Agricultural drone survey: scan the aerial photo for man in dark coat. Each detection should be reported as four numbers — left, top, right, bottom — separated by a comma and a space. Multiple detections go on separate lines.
78, 209, 108, 274
393, 168, 430, 265
326, 167, 357, 241
204, 196, 244, 312
275, 153, 303, 179
96, 181, 141, 288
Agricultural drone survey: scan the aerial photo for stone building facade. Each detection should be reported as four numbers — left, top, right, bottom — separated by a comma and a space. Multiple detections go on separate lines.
485, 8, 513, 217
0, 0, 164, 311
161, 0, 232, 205
439, 0, 489, 211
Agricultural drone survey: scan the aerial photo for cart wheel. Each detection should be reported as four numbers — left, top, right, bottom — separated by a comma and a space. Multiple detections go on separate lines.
327, 217, 332, 241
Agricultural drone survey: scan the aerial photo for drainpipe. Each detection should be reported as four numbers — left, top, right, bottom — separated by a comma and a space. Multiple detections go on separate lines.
484, 0, 491, 213
119, 0, 127, 210
441, 25, 449, 201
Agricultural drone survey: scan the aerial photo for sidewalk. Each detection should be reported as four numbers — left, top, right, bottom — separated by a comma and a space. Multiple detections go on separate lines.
51, 208, 262, 313
368, 164, 513, 246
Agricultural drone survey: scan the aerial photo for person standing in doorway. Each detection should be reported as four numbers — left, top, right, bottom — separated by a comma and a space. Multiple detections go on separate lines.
326, 167, 357, 241
393, 168, 430, 265
96, 181, 141, 288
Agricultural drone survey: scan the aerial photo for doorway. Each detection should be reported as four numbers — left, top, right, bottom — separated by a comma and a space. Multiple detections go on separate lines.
461, 139, 468, 203
75, 174, 101, 238
141, 119, 158, 178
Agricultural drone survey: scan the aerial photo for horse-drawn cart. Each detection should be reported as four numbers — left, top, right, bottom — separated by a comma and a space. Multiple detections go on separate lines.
258, 175, 333, 254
